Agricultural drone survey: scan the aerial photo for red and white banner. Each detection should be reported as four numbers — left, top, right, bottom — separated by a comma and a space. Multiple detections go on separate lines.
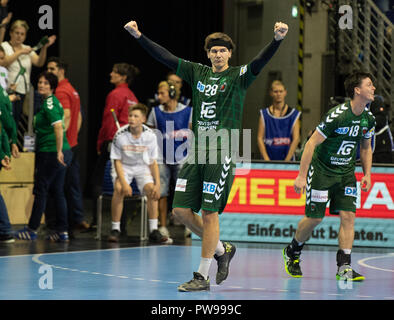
225, 168, 394, 219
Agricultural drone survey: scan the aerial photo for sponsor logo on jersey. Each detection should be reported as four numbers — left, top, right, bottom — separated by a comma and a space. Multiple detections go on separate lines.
265, 137, 291, 146
364, 127, 374, 139
345, 187, 357, 198
203, 181, 217, 194
200, 101, 216, 119
175, 179, 187, 192
337, 140, 357, 156
240, 65, 247, 76
219, 82, 227, 92
197, 81, 205, 93
352, 120, 360, 124
311, 189, 329, 203
335, 127, 349, 135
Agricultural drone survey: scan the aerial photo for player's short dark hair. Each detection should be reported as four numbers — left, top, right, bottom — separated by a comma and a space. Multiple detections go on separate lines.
113, 63, 140, 86
128, 103, 148, 117
38, 71, 58, 91
47, 56, 68, 75
344, 71, 374, 99
204, 32, 236, 52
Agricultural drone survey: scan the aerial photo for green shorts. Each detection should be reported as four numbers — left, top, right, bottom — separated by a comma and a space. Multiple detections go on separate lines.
305, 163, 357, 218
172, 156, 235, 214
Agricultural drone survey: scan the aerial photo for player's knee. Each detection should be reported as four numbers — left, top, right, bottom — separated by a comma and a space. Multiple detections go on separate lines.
172, 207, 190, 220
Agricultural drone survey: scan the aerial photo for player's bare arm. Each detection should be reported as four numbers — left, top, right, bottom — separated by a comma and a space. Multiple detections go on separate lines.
294, 130, 325, 194
359, 138, 373, 192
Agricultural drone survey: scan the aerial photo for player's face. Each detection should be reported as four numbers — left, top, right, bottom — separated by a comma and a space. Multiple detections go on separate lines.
37, 76, 53, 98
270, 85, 287, 103
157, 87, 170, 104
208, 46, 231, 71
356, 77, 375, 102
128, 110, 146, 129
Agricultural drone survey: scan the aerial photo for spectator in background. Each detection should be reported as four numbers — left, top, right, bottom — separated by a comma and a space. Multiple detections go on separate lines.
0, 45, 19, 158
90, 63, 139, 228
257, 80, 301, 161
14, 71, 72, 242
149, 71, 191, 108
1, 19, 56, 144
146, 80, 192, 238
46, 57, 89, 235
108, 103, 171, 244
0, 58, 19, 243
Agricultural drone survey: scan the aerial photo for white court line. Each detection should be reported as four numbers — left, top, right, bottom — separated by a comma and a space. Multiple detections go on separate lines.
357, 253, 394, 273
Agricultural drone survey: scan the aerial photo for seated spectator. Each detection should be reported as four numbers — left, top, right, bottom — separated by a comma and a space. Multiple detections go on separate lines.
146, 81, 192, 238
90, 63, 139, 228
14, 72, 72, 242
257, 80, 301, 161
107, 103, 172, 244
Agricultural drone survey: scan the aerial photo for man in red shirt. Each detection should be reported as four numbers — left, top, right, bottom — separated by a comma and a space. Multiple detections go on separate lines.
47, 57, 89, 234
90, 63, 140, 229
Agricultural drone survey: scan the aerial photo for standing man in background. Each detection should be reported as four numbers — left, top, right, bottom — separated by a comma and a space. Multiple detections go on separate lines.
47, 57, 89, 234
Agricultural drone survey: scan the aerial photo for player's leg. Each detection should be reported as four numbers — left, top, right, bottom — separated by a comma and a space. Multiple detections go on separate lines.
158, 164, 170, 237
283, 164, 328, 277
108, 178, 125, 242
172, 162, 204, 237
201, 159, 236, 285
330, 174, 364, 281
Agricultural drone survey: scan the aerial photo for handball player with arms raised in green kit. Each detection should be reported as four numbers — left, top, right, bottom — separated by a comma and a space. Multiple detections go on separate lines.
124, 19, 288, 291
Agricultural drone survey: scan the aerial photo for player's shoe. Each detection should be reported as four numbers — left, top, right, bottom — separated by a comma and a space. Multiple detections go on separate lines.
13, 226, 38, 241
336, 265, 365, 281
177, 272, 210, 292
282, 246, 303, 278
108, 229, 121, 242
214, 242, 236, 284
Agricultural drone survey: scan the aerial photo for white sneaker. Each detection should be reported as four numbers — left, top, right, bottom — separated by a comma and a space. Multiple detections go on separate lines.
159, 226, 170, 238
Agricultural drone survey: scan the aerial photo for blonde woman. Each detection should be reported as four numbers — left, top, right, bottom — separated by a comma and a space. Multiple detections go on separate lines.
1, 20, 56, 128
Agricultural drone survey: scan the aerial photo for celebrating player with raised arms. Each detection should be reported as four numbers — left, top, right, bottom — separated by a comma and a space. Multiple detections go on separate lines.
124, 19, 288, 291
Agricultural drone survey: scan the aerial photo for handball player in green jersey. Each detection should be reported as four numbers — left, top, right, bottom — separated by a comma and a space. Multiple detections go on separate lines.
125, 19, 288, 291
283, 72, 376, 282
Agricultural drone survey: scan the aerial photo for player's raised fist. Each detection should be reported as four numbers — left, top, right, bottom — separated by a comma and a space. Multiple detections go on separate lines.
124, 20, 141, 39
274, 22, 288, 41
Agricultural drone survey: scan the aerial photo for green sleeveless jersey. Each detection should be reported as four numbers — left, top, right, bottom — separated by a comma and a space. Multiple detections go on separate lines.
314, 101, 375, 176
176, 59, 256, 152
34, 95, 70, 152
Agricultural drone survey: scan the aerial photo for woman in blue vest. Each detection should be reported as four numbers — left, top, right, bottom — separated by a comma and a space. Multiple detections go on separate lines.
146, 80, 192, 238
257, 80, 301, 161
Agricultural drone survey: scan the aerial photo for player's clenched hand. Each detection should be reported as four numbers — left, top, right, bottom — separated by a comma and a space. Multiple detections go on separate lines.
124, 20, 141, 39
274, 22, 288, 41
360, 175, 371, 192
294, 175, 306, 194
